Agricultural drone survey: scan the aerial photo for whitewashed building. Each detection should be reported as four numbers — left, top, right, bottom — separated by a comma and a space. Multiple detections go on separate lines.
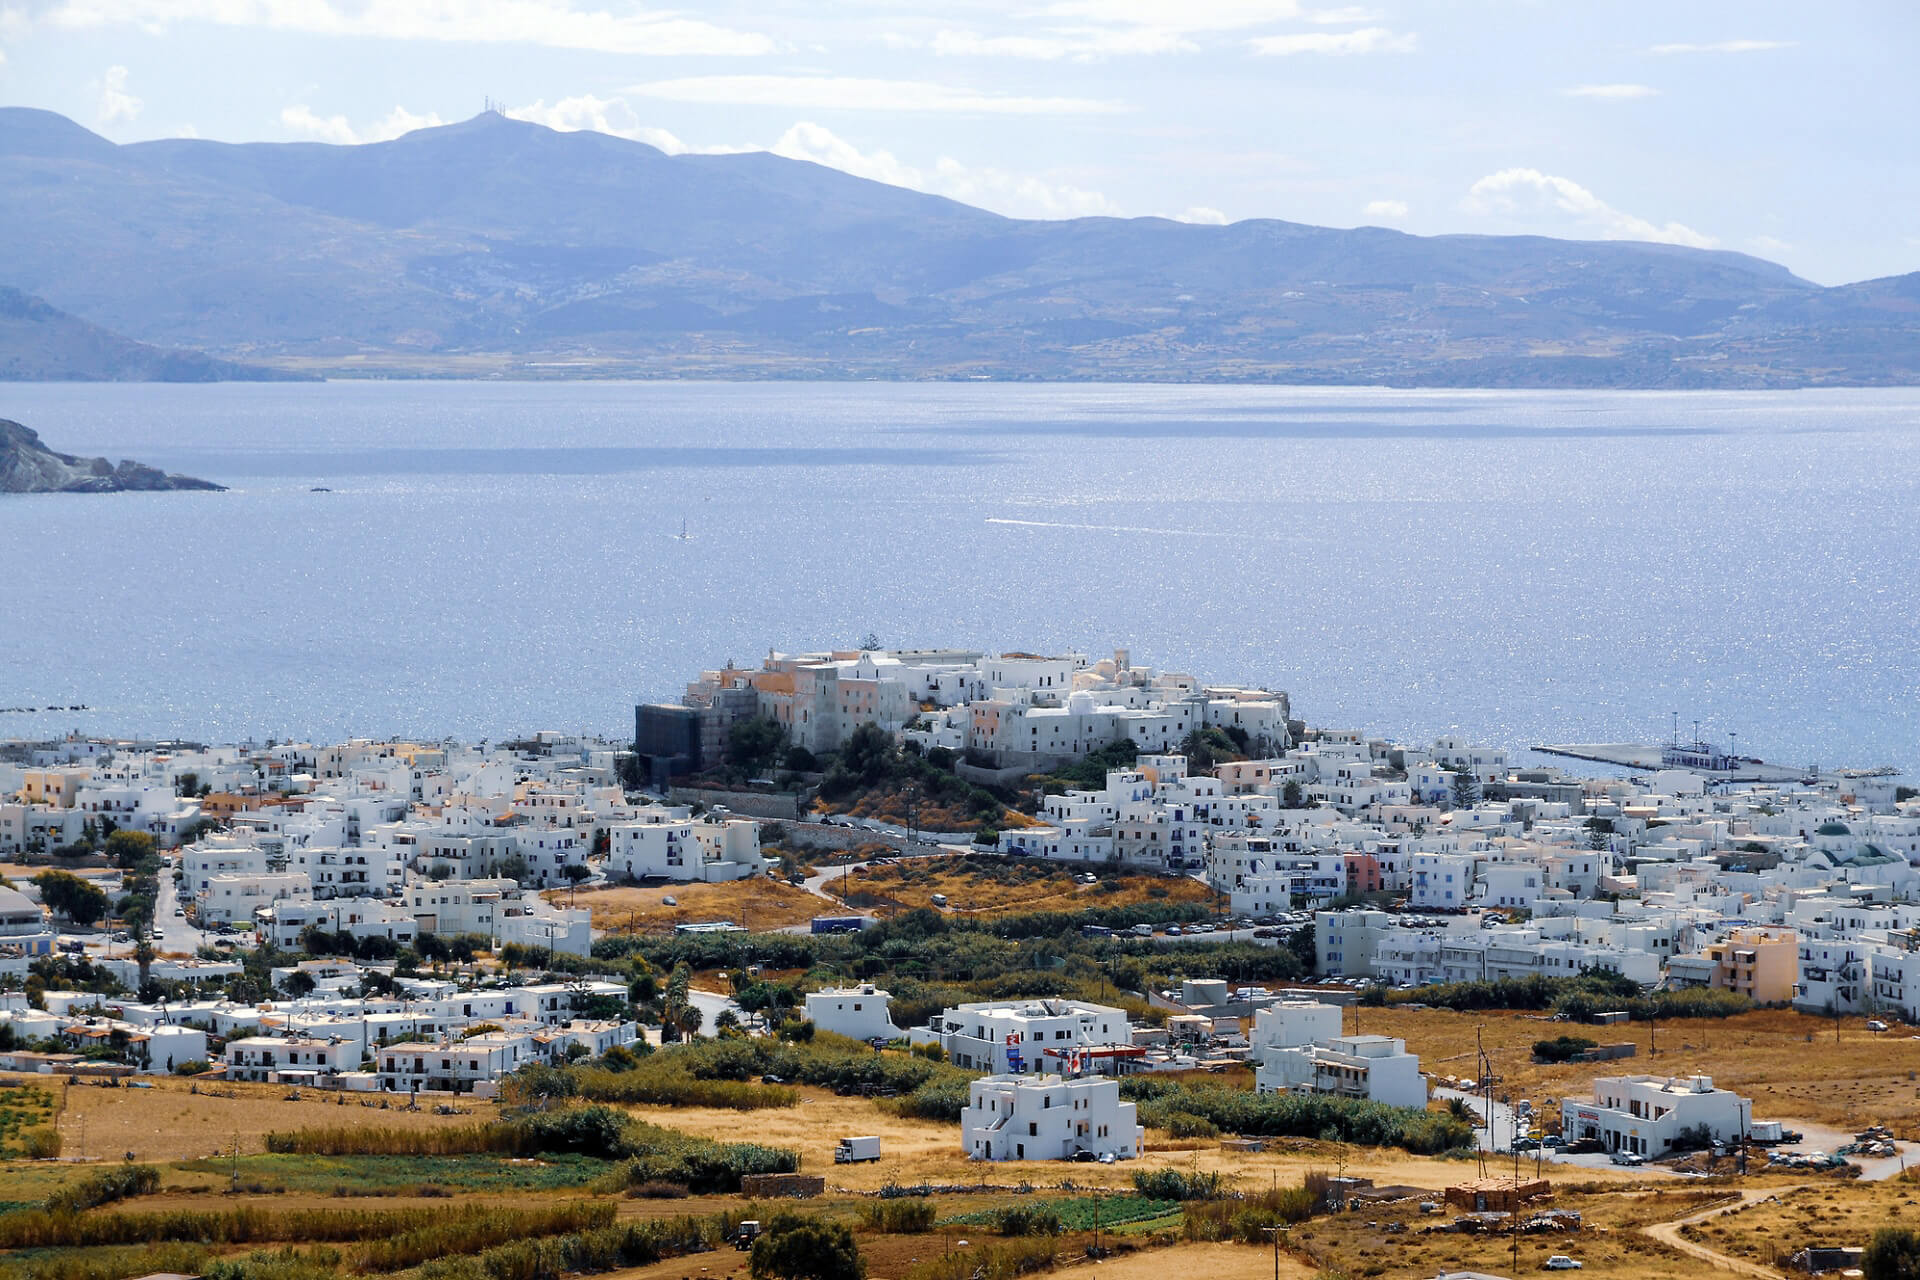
961, 1073, 1141, 1162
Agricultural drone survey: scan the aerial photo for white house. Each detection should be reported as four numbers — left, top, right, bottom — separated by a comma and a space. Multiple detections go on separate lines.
918, 998, 1132, 1075
960, 1073, 1141, 1162
1255, 1033, 1427, 1111
1560, 1074, 1752, 1158
804, 984, 902, 1042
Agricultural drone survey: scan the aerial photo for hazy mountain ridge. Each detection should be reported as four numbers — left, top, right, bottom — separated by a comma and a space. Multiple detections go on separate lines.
2, 106, 1915, 385
0, 286, 308, 382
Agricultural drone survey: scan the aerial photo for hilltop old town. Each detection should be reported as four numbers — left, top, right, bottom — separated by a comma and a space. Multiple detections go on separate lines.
2, 645, 1918, 1280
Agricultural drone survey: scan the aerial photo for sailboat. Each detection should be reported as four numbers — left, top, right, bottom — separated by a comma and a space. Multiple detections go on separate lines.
675, 517, 692, 542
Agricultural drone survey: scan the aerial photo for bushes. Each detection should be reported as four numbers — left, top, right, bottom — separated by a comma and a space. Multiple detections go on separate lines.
0, 1203, 550, 1251
0, 1241, 211, 1280
1121, 1080, 1473, 1155
1531, 1036, 1598, 1064
1132, 1169, 1224, 1202
902, 1237, 1055, 1280
353, 1202, 614, 1272
599, 1121, 800, 1195
416, 1215, 720, 1280
984, 1207, 1061, 1238
859, 1200, 938, 1233
44, 1164, 159, 1214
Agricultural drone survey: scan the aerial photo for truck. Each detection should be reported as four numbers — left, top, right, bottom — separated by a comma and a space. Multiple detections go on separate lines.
834, 1136, 882, 1164
811, 916, 866, 935
1749, 1120, 1785, 1144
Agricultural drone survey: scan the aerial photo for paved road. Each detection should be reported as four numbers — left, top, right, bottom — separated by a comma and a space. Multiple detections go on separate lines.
153, 861, 219, 955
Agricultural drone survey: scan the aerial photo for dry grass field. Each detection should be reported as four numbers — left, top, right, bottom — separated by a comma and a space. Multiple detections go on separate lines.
621, 1088, 1653, 1196
1673, 1175, 1920, 1269
1364, 1004, 1920, 1132
557, 879, 827, 934
824, 857, 1223, 918
50, 1074, 495, 1162
5, 1080, 1907, 1280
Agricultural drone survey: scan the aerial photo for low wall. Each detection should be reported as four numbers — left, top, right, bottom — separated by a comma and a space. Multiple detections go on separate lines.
668, 787, 802, 820
741, 1173, 825, 1199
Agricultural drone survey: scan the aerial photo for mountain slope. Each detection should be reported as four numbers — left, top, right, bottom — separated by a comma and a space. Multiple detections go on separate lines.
0, 418, 224, 492
0, 107, 1911, 385
0, 286, 305, 381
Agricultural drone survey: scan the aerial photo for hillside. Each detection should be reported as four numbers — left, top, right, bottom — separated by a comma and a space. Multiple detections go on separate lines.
2, 107, 1916, 386
0, 286, 308, 382
0, 418, 224, 492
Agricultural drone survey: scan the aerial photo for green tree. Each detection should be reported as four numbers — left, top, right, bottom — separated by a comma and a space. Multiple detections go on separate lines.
749, 1215, 865, 1280
1448, 767, 1480, 810
728, 717, 788, 774
34, 869, 109, 926
1280, 779, 1305, 809
1864, 1227, 1920, 1280
105, 830, 156, 869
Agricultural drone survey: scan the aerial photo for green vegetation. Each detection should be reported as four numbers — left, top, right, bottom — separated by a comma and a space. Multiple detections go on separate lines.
173, 1153, 607, 1196
903, 1237, 1055, 1280
819, 722, 1010, 828
0, 1084, 60, 1159
1130, 1169, 1223, 1201
1532, 1036, 1599, 1063
32, 870, 107, 926
0, 1203, 605, 1252
42, 1165, 158, 1214
266, 1105, 797, 1194
1118, 1079, 1473, 1155
749, 1213, 866, 1280
1864, 1225, 1920, 1280
1376, 970, 1753, 1021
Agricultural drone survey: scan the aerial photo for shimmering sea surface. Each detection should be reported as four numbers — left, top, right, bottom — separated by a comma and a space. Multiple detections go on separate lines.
1, 381, 1915, 773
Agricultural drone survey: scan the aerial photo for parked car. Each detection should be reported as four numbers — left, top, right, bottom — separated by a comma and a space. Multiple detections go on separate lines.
1609, 1151, 1643, 1166
1544, 1256, 1583, 1270
1867, 1019, 1890, 1032
662, 895, 677, 906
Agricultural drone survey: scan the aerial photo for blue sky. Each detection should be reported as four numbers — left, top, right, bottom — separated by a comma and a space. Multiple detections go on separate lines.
2, 0, 1913, 285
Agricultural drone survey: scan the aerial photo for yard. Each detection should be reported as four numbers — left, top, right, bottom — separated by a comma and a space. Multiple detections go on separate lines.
823, 855, 1224, 918
556, 878, 827, 934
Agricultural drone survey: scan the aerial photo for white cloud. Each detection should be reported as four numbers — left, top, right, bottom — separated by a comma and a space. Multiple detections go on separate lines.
1564, 83, 1660, 99
1362, 198, 1408, 220
1748, 234, 1792, 254
1250, 26, 1415, 55
1175, 206, 1229, 224
931, 26, 1195, 59
1648, 39, 1794, 54
1304, 5, 1378, 22
772, 121, 1119, 219
278, 103, 444, 145
509, 95, 693, 153
41, 0, 773, 56
1465, 167, 1716, 249
96, 64, 142, 123
280, 103, 357, 144
1035, 1, 1308, 33
371, 105, 443, 140
624, 75, 1126, 115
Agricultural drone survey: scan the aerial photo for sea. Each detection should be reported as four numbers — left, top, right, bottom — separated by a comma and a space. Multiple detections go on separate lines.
2, 381, 1916, 776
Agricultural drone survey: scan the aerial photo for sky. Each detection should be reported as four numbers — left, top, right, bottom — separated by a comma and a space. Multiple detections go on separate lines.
1, 1, 1914, 286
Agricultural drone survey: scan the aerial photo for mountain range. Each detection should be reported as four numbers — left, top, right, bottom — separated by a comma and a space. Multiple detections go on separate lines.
3, 106, 1917, 386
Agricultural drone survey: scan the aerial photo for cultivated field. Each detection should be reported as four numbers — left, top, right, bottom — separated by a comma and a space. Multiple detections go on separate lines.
824, 857, 1224, 918
559, 879, 827, 934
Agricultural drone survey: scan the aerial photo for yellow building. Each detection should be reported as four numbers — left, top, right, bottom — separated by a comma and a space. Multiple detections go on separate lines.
1671, 928, 1798, 1005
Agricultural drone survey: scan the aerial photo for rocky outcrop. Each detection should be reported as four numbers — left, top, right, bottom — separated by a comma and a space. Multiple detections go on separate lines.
0, 418, 224, 493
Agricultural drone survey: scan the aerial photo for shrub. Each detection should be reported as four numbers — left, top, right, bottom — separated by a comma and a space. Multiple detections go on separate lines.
353, 1201, 615, 1272
902, 1237, 1056, 1280
45, 1164, 160, 1213
1132, 1169, 1225, 1201
749, 1213, 865, 1280
986, 1207, 1061, 1238
1531, 1036, 1598, 1063
1865, 1226, 1920, 1280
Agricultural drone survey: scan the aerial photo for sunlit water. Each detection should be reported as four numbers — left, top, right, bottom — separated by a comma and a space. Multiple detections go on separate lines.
2, 381, 1915, 774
